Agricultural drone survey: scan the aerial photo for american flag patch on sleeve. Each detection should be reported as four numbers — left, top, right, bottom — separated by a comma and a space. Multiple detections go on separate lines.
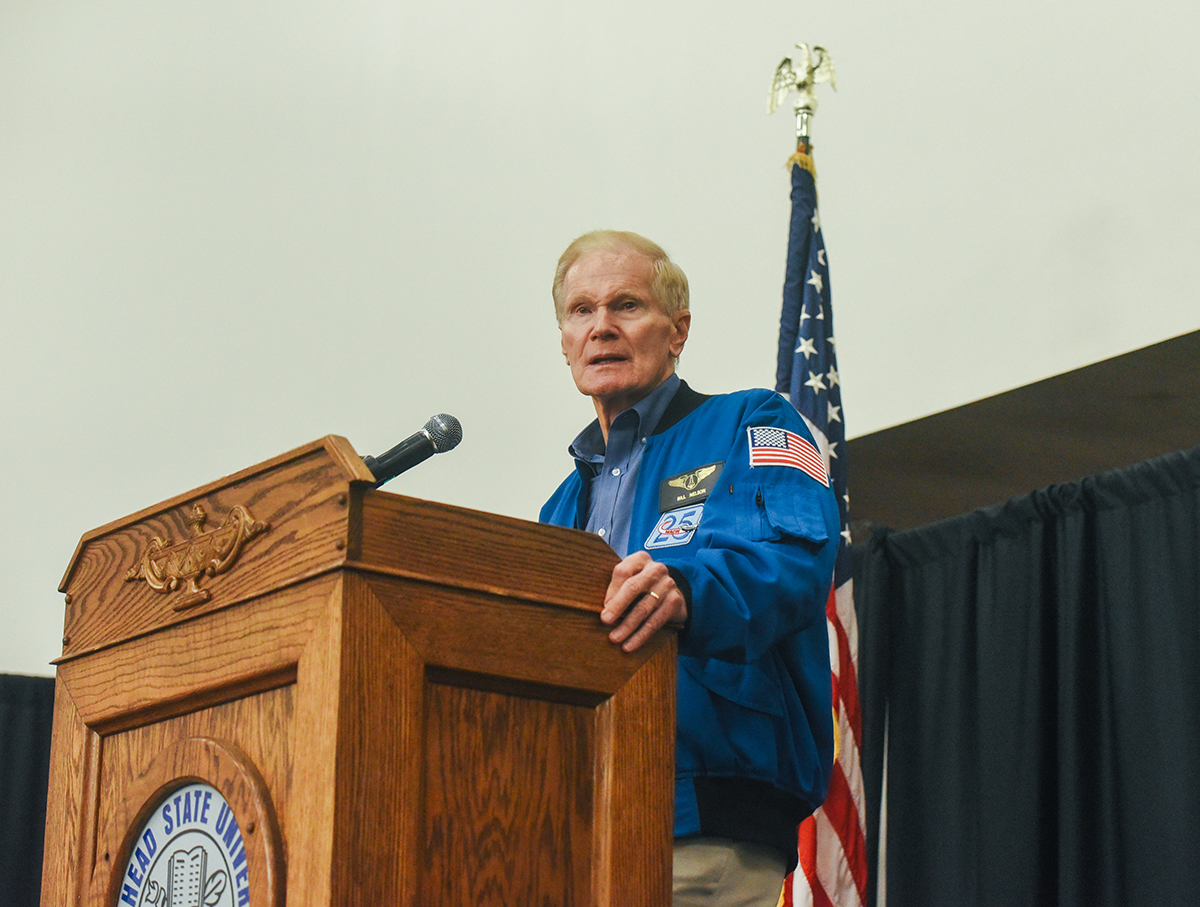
747, 426, 830, 486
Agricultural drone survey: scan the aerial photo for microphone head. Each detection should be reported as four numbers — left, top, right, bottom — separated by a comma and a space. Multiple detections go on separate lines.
423, 413, 462, 454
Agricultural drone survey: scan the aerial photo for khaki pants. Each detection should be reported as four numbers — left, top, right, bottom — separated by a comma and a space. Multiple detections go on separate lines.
673, 838, 787, 907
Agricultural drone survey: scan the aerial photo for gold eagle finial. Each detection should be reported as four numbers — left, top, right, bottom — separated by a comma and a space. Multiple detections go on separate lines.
769, 43, 836, 146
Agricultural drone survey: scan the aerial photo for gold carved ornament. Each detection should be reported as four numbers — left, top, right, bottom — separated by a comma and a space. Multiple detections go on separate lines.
124, 503, 270, 611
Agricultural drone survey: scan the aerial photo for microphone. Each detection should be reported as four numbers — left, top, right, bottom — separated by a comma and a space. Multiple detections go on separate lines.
362, 413, 463, 487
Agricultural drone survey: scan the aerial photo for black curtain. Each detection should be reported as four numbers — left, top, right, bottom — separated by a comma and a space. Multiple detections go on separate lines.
856, 444, 1200, 907
0, 674, 55, 907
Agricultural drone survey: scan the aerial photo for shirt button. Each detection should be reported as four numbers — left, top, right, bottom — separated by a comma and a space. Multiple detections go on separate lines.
611, 468, 621, 477
598, 528, 607, 537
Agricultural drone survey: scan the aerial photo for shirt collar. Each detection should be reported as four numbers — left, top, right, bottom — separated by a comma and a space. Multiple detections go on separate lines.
568, 372, 681, 465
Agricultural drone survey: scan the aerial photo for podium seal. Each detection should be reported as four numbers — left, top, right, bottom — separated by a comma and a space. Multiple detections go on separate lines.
117, 781, 247, 907
108, 738, 281, 907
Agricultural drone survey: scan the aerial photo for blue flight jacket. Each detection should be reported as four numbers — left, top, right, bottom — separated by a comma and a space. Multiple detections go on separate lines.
540, 382, 839, 846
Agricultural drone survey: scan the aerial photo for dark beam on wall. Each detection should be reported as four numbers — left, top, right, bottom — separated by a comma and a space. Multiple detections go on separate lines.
846, 329, 1200, 532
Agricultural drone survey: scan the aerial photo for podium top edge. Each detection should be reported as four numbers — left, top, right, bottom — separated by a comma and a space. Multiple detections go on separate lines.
58, 435, 373, 591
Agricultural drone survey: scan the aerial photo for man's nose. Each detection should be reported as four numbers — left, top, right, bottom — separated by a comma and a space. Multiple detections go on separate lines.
590, 305, 618, 336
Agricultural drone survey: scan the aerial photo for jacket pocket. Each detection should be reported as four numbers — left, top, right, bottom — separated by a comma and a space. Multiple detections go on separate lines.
681, 655, 785, 717
736, 483, 831, 544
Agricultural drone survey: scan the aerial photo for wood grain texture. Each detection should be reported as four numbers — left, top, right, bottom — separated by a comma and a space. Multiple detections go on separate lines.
328, 572, 426, 906
283, 575, 345, 907
422, 683, 596, 906
355, 489, 620, 613
59, 442, 362, 659
362, 574, 665, 699
40, 676, 93, 907
601, 648, 676, 906
58, 575, 334, 733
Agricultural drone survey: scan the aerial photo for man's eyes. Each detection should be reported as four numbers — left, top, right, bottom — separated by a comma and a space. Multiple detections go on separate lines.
566, 299, 645, 318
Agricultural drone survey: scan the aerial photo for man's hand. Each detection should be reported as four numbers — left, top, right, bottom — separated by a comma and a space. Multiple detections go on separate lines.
600, 551, 688, 652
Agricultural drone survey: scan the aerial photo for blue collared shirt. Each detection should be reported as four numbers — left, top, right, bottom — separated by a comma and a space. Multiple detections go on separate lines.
568, 372, 681, 557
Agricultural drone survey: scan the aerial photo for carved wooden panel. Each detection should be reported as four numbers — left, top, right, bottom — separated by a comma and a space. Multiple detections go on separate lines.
59, 437, 371, 659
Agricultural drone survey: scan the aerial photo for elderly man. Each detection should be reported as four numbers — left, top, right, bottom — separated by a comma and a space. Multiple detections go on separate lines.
540, 230, 840, 906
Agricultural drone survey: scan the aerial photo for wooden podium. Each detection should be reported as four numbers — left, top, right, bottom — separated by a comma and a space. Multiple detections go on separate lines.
43, 436, 676, 906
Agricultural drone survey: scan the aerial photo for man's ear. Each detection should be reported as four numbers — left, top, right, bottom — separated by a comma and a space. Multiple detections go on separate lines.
670, 310, 691, 358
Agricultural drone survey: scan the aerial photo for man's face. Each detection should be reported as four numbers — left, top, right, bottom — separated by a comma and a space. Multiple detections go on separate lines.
559, 248, 690, 429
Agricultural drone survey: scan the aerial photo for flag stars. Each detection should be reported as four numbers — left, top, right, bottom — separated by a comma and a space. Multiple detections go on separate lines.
828, 402, 841, 423
812, 209, 821, 232
807, 270, 824, 295
804, 371, 827, 393
826, 366, 840, 387
796, 337, 817, 359
818, 249, 826, 267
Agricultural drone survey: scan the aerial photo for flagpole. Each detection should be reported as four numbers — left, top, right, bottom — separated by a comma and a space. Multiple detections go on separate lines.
768, 42, 868, 907
796, 111, 812, 151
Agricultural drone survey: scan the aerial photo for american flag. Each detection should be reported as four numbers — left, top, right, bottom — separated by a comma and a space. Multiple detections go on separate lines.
776, 151, 868, 907
748, 426, 830, 486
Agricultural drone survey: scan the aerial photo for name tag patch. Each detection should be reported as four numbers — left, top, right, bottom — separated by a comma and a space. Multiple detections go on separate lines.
659, 462, 724, 511
645, 503, 705, 549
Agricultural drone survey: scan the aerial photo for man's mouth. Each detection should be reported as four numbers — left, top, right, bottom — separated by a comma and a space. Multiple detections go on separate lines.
589, 354, 627, 366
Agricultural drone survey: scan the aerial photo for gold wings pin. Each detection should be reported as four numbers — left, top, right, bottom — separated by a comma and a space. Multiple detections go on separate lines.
668, 464, 719, 492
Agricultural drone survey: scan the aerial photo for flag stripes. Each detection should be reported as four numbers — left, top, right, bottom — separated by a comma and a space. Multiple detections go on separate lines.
829, 589, 863, 756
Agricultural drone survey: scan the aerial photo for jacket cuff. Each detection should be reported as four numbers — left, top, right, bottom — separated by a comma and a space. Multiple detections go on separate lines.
666, 564, 693, 637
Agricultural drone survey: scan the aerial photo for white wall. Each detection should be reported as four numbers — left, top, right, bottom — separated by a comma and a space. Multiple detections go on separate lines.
3, 0, 1198, 676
